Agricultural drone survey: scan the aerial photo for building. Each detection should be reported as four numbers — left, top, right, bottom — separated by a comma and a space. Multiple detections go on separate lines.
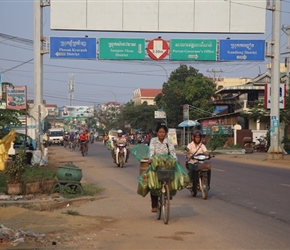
133, 88, 162, 106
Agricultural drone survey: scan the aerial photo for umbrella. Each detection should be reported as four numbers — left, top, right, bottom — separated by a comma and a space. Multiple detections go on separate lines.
178, 120, 200, 128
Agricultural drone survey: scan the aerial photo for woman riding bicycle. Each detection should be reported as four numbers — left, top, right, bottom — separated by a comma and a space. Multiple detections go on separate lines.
148, 123, 177, 213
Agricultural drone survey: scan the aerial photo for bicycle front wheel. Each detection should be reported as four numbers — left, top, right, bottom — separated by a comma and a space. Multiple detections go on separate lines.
161, 184, 170, 224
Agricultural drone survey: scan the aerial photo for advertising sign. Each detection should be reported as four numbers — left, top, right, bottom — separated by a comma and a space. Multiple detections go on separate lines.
264, 84, 286, 109
5, 86, 27, 110
59, 106, 94, 118
168, 128, 178, 146
170, 39, 217, 61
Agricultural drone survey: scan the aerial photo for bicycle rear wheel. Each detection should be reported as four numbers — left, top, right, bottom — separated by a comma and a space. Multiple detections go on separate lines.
161, 184, 170, 224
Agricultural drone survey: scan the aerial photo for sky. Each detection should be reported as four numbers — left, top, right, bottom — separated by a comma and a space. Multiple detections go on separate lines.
0, 1, 290, 108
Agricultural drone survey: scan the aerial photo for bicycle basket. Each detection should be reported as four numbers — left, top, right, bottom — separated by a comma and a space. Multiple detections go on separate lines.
157, 169, 174, 181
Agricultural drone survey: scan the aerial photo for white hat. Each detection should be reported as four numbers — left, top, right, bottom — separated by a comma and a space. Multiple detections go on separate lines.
117, 130, 123, 134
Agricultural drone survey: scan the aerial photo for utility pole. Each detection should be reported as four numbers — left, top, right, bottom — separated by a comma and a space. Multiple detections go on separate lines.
33, 0, 49, 150
282, 25, 290, 89
266, 0, 283, 159
68, 73, 74, 106
206, 69, 223, 88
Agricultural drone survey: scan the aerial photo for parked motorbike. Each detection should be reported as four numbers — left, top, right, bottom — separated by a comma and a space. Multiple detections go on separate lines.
114, 143, 127, 168
187, 153, 212, 200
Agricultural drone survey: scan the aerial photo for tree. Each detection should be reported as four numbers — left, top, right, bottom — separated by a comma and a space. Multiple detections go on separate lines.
155, 65, 216, 127
240, 100, 269, 123
119, 101, 157, 133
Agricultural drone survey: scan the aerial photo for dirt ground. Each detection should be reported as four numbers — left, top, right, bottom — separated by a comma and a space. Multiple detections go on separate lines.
0, 147, 289, 249
0, 147, 118, 249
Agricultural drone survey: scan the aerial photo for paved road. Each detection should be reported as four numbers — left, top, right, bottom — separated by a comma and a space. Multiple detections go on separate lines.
60, 142, 290, 249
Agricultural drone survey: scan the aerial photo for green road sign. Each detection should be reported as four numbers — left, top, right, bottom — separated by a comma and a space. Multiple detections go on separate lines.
170, 39, 217, 61
99, 38, 145, 60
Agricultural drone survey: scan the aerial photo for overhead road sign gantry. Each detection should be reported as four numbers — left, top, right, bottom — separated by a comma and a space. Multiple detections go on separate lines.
147, 38, 169, 60
99, 38, 145, 60
170, 39, 217, 61
50, 37, 97, 59
219, 39, 265, 61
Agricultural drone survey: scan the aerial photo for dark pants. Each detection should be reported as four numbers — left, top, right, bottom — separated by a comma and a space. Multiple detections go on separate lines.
188, 163, 211, 192
150, 192, 158, 208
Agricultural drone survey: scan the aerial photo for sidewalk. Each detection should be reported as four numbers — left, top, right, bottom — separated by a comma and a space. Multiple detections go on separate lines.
212, 149, 290, 168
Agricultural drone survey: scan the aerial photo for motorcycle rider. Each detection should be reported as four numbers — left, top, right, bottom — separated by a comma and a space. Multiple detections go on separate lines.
186, 130, 211, 193
111, 130, 129, 163
80, 130, 88, 154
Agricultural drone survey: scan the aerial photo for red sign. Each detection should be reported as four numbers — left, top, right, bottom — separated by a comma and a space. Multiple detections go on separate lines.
147, 38, 169, 60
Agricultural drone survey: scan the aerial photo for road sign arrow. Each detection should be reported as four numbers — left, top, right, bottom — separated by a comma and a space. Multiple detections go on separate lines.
55, 52, 66, 57
138, 44, 142, 54
237, 55, 247, 60
188, 54, 199, 59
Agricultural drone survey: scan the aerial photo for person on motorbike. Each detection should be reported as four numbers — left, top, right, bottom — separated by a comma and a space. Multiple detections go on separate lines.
111, 130, 130, 163
103, 133, 109, 145
69, 131, 76, 148
186, 130, 211, 193
63, 132, 70, 147
79, 130, 88, 154
148, 123, 177, 213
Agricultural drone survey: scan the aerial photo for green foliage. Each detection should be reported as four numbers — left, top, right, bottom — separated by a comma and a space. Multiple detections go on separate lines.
82, 183, 105, 196
154, 65, 216, 127
3, 146, 26, 183
119, 101, 157, 132
240, 100, 269, 122
282, 136, 290, 152
21, 167, 56, 183
0, 174, 7, 193
208, 134, 228, 151
63, 210, 80, 216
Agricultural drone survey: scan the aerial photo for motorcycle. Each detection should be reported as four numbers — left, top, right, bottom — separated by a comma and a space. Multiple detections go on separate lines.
187, 153, 212, 200
114, 143, 127, 168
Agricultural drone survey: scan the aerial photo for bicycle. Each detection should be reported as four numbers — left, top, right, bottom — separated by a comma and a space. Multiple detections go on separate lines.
80, 141, 87, 157
156, 168, 174, 224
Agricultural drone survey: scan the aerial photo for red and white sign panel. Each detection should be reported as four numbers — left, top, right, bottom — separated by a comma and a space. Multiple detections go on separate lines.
5, 86, 27, 110
264, 84, 286, 109
147, 38, 169, 60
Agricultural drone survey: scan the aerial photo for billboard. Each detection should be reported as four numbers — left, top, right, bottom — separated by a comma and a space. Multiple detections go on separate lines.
50, 0, 266, 34
58, 106, 94, 118
5, 86, 27, 110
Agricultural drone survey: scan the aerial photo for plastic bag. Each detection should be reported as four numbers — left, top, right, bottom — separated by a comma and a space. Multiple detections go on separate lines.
151, 154, 176, 171
137, 167, 150, 197
131, 144, 149, 161
106, 140, 113, 151
172, 162, 190, 190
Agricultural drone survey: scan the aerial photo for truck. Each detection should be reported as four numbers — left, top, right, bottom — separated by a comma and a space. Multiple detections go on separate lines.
47, 128, 64, 146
